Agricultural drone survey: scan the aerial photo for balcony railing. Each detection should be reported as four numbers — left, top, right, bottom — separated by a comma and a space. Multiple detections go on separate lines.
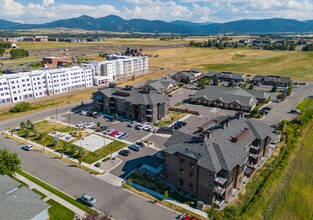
146, 108, 153, 112
249, 153, 259, 159
214, 186, 226, 195
215, 176, 227, 186
250, 145, 260, 151
213, 198, 224, 209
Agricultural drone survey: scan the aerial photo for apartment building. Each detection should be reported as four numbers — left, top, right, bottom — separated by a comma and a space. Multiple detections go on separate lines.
87, 55, 149, 86
93, 85, 168, 122
251, 75, 291, 87
164, 113, 272, 207
205, 71, 246, 83
0, 66, 94, 105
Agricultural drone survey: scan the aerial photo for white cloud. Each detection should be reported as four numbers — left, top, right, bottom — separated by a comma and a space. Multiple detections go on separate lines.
42, 0, 54, 6
0, 0, 25, 17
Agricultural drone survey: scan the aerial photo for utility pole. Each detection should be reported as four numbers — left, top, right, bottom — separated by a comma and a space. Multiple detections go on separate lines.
55, 108, 58, 121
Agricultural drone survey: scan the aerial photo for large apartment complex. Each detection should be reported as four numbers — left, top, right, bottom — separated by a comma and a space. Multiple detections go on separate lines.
93, 85, 168, 122
0, 66, 94, 105
86, 55, 149, 85
164, 114, 272, 207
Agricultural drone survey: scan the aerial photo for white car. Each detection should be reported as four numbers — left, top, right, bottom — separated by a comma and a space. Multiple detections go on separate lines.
116, 132, 124, 138
143, 125, 151, 131
76, 122, 86, 127
104, 129, 115, 135
22, 145, 33, 151
85, 122, 96, 128
80, 111, 88, 115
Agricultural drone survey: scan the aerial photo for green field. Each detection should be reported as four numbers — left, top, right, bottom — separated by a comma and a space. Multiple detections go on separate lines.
47, 199, 75, 220
147, 47, 313, 81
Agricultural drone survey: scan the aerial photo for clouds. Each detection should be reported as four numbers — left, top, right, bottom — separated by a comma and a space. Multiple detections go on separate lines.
0, 0, 312, 24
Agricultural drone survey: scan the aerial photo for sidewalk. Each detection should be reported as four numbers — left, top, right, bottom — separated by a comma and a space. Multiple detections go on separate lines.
3, 131, 105, 174
15, 172, 87, 217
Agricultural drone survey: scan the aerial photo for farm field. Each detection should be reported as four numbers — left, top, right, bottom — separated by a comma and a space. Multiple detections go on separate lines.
147, 47, 313, 81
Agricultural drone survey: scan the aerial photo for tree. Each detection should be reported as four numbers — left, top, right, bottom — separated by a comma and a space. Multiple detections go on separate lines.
114, 113, 119, 121
164, 190, 169, 198
26, 120, 32, 128
212, 77, 219, 86
20, 121, 25, 128
76, 149, 85, 165
10, 102, 31, 113
0, 149, 21, 175
131, 75, 135, 81
96, 122, 101, 128
83, 213, 110, 220
228, 79, 235, 87
10, 48, 29, 59
52, 138, 59, 146
271, 82, 278, 92
0, 48, 5, 56
287, 82, 293, 96
248, 84, 254, 90
24, 129, 29, 137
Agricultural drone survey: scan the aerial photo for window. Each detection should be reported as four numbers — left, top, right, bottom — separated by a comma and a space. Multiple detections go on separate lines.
209, 182, 212, 187
179, 178, 184, 186
179, 168, 184, 174
190, 163, 195, 169
188, 183, 193, 191
180, 159, 185, 165
189, 173, 194, 179
210, 171, 213, 176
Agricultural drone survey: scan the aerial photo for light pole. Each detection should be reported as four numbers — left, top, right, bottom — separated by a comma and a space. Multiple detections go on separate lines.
68, 113, 71, 126
55, 108, 58, 121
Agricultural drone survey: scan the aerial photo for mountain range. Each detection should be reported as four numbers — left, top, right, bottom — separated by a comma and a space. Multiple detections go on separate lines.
1, 15, 313, 34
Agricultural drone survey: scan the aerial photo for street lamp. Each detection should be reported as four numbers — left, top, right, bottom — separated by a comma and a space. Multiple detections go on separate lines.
55, 108, 58, 121
68, 113, 71, 126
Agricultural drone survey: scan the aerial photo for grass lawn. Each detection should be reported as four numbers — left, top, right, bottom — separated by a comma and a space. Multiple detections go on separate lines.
147, 47, 313, 81
16, 120, 126, 164
18, 171, 97, 215
83, 139, 127, 164
295, 98, 313, 110
156, 111, 187, 126
47, 199, 75, 220
31, 188, 46, 199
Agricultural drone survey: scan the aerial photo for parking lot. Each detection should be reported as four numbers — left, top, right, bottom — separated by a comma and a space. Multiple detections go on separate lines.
168, 87, 197, 106
59, 112, 150, 143
110, 146, 163, 179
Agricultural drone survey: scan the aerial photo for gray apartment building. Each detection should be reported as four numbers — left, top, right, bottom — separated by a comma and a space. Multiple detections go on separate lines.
251, 75, 291, 87
205, 72, 246, 83
164, 114, 272, 207
93, 85, 168, 122
189, 85, 268, 112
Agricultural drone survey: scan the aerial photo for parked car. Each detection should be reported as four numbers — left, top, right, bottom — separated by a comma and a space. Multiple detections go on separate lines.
177, 121, 187, 126
22, 145, 33, 151
80, 111, 87, 115
135, 125, 145, 130
174, 123, 183, 128
143, 125, 152, 131
95, 126, 108, 132
76, 122, 86, 127
262, 107, 272, 112
93, 112, 101, 118
135, 141, 145, 148
81, 194, 97, 207
118, 149, 131, 156
127, 121, 137, 127
118, 132, 129, 139
85, 122, 96, 128
290, 109, 302, 115
171, 124, 180, 130
157, 151, 165, 161
104, 129, 115, 135
128, 143, 142, 151
110, 130, 119, 137
167, 94, 173, 97
116, 132, 124, 138
272, 99, 282, 103
12, 127, 20, 132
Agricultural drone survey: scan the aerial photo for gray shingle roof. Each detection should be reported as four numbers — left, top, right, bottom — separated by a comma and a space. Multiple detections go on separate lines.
142, 77, 178, 93
205, 72, 245, 80
98, 87, 168, 105
0, 175, 20, 196
191, 85, 266, 107
164, 117, 272, 172
0, 176, 50, 220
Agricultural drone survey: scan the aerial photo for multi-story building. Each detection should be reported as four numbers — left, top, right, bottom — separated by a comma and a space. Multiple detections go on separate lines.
0, 66, 94, 105
251, 75, 291, 87
173, 70, 202, 83
93, 85, 168, 122
87, 55, 148, 86
164, 113, 272, 207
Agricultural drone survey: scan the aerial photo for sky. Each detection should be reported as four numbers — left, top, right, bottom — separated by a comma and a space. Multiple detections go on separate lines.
0, 0, 312, 24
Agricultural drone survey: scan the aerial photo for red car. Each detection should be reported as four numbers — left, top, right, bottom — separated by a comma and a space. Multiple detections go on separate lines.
109, 130, 119, 137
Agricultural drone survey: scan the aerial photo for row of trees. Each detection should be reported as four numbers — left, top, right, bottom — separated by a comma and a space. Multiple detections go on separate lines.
302, 43, 313, 51
263, 43, 296, 51
189, 40, 238, 49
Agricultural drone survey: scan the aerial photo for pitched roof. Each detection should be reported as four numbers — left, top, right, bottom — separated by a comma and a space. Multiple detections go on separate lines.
0, 175, 50, 220
205, 72, 245, 80
143, 76, 178, 93
164, 117, 272, 172
97, 87, 168, 105
0, 175, 20, 196
191, 85, 267, 107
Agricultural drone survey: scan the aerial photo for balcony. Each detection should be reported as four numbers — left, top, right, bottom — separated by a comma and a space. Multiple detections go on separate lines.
146, 108, 153, 112
109, 100, 115, 104
214, 186, 226, 195
250, 145, 260, 151
215, 176, 227, 186
213, 198, 224, 209
249, 153, 259, 159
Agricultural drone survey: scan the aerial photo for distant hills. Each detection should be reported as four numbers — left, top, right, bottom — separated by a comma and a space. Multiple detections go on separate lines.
1, 15, 313, 34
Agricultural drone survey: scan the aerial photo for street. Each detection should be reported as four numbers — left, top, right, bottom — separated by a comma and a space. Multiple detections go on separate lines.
0, 135, 178, 220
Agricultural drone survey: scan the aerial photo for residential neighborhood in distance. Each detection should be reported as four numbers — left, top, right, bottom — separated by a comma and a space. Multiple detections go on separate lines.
1, 4, 313, 220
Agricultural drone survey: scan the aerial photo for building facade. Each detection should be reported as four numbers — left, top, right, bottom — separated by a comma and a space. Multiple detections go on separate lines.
164, 114, 272, 207
93, 85, 168, 122
88, 55, 149, 86
251, 75, 291, 87
0, 66, 94, 105
205, 72, 246, 83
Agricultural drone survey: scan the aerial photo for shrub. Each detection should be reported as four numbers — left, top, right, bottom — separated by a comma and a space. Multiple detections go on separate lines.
95, 162, 101, 168
10, 102, 31, 113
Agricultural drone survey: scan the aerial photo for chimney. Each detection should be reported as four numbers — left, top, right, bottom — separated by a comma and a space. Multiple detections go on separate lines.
236, 111, 244, 119
200, 133, 207, 143
222, 120, 229, 129
206, 131, 211, 139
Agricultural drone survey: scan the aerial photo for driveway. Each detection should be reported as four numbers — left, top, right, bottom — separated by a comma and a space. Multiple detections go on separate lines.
110, 147, 163, 179
168, 88, 197, 107
0, 136, 178, 220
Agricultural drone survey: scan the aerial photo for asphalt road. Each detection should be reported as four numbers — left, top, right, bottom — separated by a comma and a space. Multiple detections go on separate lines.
0, 136, 178, 220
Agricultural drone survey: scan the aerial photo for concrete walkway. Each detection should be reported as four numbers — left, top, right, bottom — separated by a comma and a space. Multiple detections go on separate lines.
15, 172, 87, 217
3, 131, 105, 174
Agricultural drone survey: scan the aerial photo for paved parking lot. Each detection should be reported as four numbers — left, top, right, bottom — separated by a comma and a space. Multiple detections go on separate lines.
59, 113, 149, 143
168, 87, 197, 106
110, 147, 163, 179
